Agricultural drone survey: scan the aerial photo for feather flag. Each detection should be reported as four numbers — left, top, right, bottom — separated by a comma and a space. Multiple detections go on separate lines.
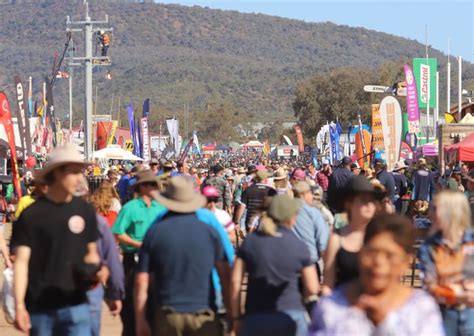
263, 140, 271, 157
329, 122, 342, 165
136, 117, 143, 158
28, 77, 33, 118
127, 102, 138, 156
192, 131, 201, 156
0, 92, 22, 197
142, 98, 150, 118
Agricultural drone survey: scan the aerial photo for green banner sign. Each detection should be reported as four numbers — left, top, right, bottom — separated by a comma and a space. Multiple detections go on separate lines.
413, 58, 437, 109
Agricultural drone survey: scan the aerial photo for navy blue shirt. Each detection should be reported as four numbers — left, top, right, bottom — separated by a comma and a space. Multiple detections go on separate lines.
238, 227, 312, 313
327, 167, 353, 211
136, 212, 225, 313
392, 172, 408, 197
377, 169, 396, 200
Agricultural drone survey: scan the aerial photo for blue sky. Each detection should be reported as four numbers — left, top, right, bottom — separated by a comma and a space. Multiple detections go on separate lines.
157, 0, 473, 62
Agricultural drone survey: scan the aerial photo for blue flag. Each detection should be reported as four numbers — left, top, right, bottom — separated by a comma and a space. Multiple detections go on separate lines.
136, 117, 143, 158
142, 98, 150, 118
329, 122, 342, 164
127, 102, 139, 155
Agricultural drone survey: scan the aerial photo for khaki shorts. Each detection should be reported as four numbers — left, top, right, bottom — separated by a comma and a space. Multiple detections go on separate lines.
153, 306, 222, 336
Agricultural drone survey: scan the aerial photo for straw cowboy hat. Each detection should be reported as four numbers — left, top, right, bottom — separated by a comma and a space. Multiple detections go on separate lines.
35, 144, 89, 181
154, 176, 206, 213
393, 161, 408, 172
273, 168, 287, 181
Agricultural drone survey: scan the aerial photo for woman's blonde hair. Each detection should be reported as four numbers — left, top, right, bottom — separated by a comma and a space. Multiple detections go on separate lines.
433, 190, 471, 237
90, 180, 120, 215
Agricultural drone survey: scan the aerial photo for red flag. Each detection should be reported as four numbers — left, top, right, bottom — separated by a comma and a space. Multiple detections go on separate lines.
294, 125, 305, 153
96, 121, 112, 150
0, 92, 22, 198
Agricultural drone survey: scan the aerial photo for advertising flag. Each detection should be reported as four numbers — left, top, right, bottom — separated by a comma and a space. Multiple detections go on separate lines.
178, 136, 194, 161
136, 117, 143, 158
141, 117, 150, 162
96, 121, 112, 150
14, 76, 30, 158
166, 118, 180, 156
404, 64, 420, 133
329, 122, 342, 165
0, 92, 22, 198
192, 131, 201, 156
413, 58, 437, 108
28, 77, 33, 118
371, 104, 384, 152
127, 102, 139, 156
263, 140, 271, 157
142, 98, 150, 118
294, 125, 305, 153
107, 120, 118, 145
355, 128, 372, 169
379, 96, 403, 171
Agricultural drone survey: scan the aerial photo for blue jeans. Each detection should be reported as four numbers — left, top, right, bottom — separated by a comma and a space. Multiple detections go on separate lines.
87, 285, 104, 336
441, 307, 474, 336
240, 309, 307, 336
30, 303, 91, 336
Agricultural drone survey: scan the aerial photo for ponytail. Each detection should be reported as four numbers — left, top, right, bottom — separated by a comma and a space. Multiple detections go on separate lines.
260, 212, 278, 236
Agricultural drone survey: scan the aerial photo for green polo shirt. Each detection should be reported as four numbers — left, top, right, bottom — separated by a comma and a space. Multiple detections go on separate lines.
112, 197, 166, 253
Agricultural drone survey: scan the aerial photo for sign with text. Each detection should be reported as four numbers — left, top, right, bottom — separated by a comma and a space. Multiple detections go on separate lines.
413, 58, 437, 108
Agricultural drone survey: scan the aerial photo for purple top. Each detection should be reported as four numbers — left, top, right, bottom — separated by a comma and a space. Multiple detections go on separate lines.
96, 214, 125, 300
308, 288, 444, 336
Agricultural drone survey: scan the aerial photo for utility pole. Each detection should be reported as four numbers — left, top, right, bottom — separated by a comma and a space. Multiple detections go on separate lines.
68, 38, 74, 131
66, 1, 112, 161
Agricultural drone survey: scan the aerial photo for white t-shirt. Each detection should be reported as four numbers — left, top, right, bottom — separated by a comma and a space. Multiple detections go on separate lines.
213, 208, 235, 233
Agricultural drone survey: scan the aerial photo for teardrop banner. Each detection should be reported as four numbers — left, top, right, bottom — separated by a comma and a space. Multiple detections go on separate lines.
379, 96, 403, 171
355, 128, 372, 169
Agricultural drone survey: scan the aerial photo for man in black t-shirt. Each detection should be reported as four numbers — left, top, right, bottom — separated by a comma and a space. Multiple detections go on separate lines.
234, 170, 276, 232
12, 145, 102, 335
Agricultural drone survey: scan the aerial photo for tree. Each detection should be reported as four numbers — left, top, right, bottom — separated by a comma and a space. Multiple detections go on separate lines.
292, 61, 413, 140
293, 67, 376, 138
194, 99, 241, 143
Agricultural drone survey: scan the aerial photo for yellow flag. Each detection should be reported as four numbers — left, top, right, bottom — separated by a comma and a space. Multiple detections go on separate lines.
445, 113, 455, 124
263, 140, 270, 156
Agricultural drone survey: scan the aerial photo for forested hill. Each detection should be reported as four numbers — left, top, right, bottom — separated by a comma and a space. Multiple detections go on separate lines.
0, 0, 470, 127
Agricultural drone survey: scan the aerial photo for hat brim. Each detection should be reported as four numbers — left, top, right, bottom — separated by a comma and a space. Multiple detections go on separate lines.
393, 165, 408, 171
133, 178, 159, 190
34, 160, 91, 181
154, 193, 206, 213
273, 175, 287, 181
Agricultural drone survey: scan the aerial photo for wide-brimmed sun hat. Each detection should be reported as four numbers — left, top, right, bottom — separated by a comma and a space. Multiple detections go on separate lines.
393, 161, 408, 171
154, 176, 206, 213
35, 144, 89, 181
133, 170, 158, 189
273, 169, 288, 181
342, 175, 385, 201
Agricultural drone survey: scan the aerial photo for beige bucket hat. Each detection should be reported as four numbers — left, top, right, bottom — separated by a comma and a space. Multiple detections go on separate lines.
35, 144, 89, 181
153, 176, 206, 213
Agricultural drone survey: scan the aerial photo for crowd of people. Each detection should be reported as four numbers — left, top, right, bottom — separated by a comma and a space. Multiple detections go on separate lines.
2, 144, 474, 336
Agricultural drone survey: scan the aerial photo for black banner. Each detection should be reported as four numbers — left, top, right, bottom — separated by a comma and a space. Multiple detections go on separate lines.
14, 76, 33, 157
